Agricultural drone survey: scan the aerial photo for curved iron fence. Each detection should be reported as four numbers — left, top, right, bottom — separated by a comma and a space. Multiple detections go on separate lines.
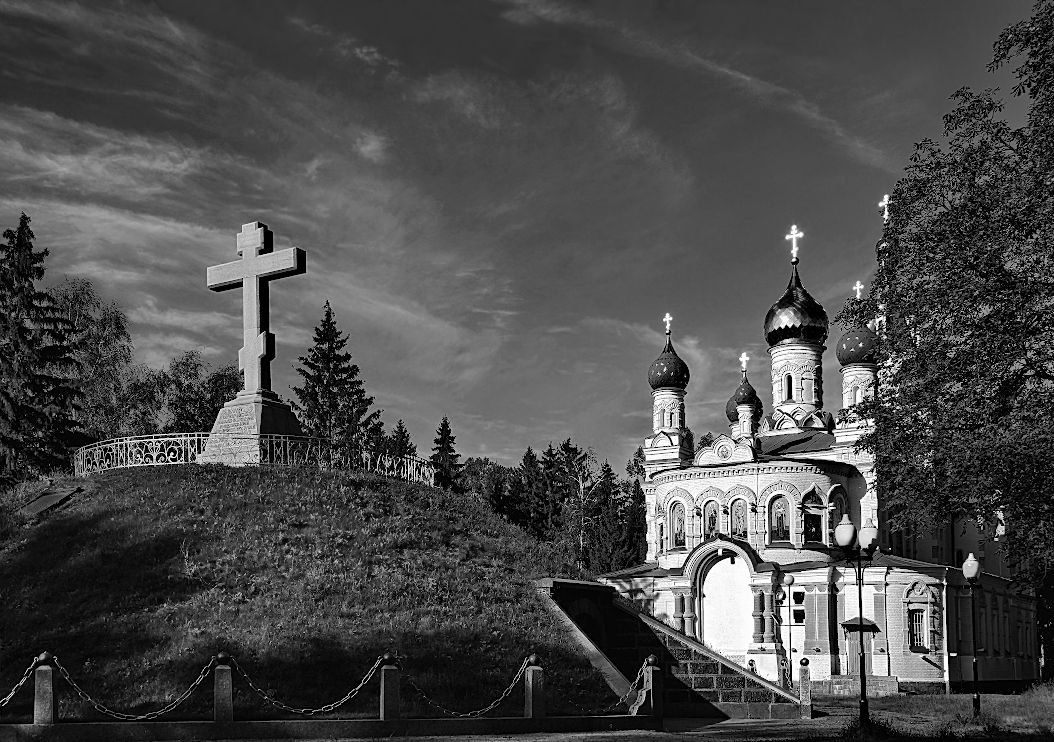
73, 434, 436, 487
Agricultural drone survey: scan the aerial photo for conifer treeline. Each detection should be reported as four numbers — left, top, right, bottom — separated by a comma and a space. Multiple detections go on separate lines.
461, 443, 647, 575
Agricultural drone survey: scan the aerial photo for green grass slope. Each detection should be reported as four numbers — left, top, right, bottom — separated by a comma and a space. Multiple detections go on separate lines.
0, 466, 612, 720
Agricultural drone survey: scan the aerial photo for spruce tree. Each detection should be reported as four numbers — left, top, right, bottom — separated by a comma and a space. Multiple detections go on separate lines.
517, 446, 545, 534
385, 419, 417, 458
429, 416, 463, 492
0, 213, 81, 482
291, 301, 382, 452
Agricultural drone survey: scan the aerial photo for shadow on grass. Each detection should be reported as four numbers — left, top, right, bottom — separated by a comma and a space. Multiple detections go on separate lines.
0, 466, 615, 722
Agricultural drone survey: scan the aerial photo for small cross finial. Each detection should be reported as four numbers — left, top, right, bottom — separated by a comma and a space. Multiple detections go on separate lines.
662, 312, 673, 334
785, 224, 804, 264
739, 352, 749, 372
853, 281, 865, 300
879, 194, 891, 223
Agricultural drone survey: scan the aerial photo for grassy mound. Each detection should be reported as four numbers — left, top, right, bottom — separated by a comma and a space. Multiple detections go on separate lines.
0, 466, 612, 720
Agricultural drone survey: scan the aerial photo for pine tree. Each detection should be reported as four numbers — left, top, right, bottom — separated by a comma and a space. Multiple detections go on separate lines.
517, 447, 546, 534
0, 213, 81, 482
429, 416, 463, 492
291, 301, 382, 452
583, 461, 622, 573
385, 419, 417, 459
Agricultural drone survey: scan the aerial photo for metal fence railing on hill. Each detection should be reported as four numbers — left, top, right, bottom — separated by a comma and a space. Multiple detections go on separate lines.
72, 434, 437, 487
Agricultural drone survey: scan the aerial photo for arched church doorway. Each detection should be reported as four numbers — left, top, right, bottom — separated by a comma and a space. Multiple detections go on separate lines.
698, 554, 753, 663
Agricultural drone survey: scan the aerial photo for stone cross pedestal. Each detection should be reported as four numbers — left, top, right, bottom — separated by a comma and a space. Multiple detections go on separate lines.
199, 222, 307, 465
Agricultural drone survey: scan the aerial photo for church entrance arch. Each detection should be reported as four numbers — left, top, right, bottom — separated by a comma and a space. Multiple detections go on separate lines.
697, 552, 753, 664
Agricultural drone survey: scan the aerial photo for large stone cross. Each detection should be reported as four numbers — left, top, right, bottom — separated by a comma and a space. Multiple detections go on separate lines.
207, 222, 306, 393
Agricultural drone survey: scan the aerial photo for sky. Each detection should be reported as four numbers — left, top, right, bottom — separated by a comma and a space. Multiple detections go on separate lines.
0, 0, 1034, 469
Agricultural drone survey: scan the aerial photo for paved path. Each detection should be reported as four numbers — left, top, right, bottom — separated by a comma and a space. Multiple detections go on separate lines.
223, 714, 849, 742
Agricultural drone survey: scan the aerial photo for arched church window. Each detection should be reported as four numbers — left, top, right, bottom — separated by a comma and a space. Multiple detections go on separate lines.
802, 494, 824, 544
853, 386, 863, 405
830, 494, 847, 542
783, 374, 793, 401
670, 502, 686, 548
769, 495, 790, 542
703, 501, 720, 539
730, 500, 748, 539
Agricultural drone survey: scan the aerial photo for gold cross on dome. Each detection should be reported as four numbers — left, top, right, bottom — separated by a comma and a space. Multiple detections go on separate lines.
853, 281, 865, 300
662, 313, 673, 334
785, 224, 804, 261
879, 194, 891, 223
739, 352, 749, 371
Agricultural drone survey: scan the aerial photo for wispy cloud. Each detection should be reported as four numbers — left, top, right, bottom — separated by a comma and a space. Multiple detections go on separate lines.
498, 0, 897, 173
287, 16, 400, 70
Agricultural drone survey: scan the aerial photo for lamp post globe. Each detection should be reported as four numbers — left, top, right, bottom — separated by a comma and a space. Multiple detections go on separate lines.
859, 519, 879, 554
835, 514, 857, 548
963, 552, 980, 581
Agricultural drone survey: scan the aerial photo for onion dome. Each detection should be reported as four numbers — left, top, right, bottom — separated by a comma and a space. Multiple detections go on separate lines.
836, 324, 879, 365
725, 371, 763, 423
763, 264, 829, 346
648, 334, 690, 390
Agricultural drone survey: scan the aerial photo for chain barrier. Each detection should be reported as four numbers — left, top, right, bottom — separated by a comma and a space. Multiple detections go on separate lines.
229, 654, 385, 715
403, 655, 530, 718
0, 659, 37, 709
564, 658, 648, 716
52, 655, 216, 721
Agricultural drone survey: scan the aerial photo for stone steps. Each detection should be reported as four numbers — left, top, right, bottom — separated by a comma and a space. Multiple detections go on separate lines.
540, 578, 802, 719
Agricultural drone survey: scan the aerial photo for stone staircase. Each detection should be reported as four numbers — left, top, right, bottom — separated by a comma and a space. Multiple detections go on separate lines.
537, 578, 802, 719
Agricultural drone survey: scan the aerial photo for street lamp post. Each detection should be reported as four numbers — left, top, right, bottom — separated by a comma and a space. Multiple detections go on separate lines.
835, 514, 879, 728
962, 552, 981, 717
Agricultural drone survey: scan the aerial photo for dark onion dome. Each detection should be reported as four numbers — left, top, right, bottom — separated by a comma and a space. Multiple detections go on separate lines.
836, 324, 879, 365
648, 334, 690, 390
763, 264, 829, 346
725, 371, 764, 423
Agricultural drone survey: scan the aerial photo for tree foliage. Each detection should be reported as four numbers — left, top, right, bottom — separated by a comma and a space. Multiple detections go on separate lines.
462, 436, 646, 575
430, 416, 463, 492
291, 301, 382, 451
0, 213, 82, 483
50, 277, 133, 441
843, 1, 1054, 585
162, 350, 241, 433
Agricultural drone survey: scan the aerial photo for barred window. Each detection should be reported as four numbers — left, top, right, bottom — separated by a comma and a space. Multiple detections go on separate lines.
909, 608, 927, 649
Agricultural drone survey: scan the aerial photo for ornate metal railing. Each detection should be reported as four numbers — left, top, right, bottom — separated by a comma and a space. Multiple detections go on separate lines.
74, 433, 211, 475
73, 434, 436, 487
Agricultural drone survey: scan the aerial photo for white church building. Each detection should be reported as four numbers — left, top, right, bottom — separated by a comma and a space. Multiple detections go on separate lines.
601, 233, 1040, 693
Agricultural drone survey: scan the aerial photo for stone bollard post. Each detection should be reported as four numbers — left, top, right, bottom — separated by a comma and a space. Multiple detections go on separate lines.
33, 653, 56, 726
643, 655, 664, 721
798, 658, 812, 719
523, 655, 544, 719
214, 653, 234, 723
379, 654, 400, 721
